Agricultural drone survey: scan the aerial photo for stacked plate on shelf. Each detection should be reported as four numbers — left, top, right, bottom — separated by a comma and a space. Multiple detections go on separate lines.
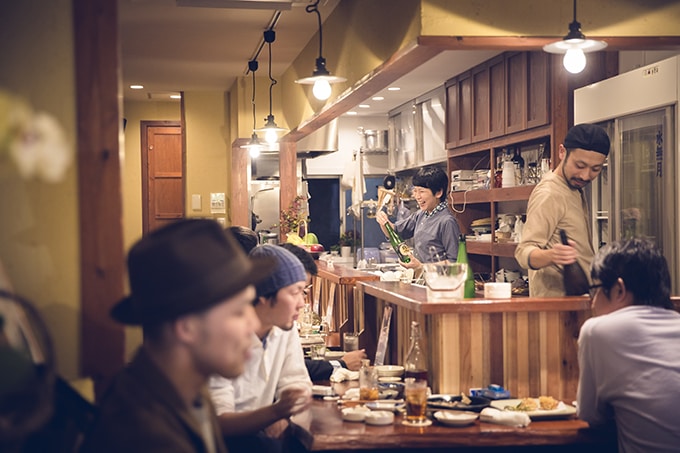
470, 218, 492, 235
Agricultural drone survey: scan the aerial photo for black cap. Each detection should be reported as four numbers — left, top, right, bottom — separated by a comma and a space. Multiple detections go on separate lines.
563, 124, 611, 156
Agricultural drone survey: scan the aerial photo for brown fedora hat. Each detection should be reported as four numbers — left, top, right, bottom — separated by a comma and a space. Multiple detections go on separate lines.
111, 219, 275, 325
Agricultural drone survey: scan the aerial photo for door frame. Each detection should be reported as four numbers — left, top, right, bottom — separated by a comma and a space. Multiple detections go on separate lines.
140, 120, 185, 234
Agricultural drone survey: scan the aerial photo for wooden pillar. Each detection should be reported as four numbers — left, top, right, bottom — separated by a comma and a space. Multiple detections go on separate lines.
279, 140, 297, 241
74, 0, 125, 398
230, 138, 250, 227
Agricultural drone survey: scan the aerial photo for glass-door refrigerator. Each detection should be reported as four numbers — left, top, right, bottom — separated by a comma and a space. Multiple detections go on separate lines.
575, 55, 679, 293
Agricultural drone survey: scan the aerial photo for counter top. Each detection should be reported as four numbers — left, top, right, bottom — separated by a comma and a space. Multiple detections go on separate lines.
358, 281, 593, 314
291, 382, 617, 451
315, 260, 380, 285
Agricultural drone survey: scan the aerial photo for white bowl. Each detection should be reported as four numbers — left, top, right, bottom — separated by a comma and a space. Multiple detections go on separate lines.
364, 410, 395, 425
375, 365, 404, 378
341, 406, 370, 422
484, 282, 511, 298
434, 410, 479, 426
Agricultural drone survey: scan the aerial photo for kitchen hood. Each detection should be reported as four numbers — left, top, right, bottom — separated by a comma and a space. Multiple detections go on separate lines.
295, 118, 338, 159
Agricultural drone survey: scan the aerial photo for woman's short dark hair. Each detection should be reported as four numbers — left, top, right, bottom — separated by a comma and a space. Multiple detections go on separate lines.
412, 166, 449, 202
590, 238, 672, 309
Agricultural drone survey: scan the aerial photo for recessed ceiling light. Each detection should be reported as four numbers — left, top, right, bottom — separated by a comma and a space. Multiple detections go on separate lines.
372, 96, 384, 101
130, 84, 144, 90
359, 104, 370, 108
387, 87, 400, 91
170, 94, 181, 99
346, 111, 358, 115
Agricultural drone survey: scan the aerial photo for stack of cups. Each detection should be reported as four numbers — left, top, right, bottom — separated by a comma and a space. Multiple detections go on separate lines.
501, 161, 516, 188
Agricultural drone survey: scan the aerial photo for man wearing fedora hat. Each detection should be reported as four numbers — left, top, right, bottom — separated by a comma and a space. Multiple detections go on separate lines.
210, 244, 312, 452
81, 219, 274, 453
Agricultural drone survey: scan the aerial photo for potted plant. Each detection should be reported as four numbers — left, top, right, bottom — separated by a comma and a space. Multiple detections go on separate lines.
337, 230, 360, 258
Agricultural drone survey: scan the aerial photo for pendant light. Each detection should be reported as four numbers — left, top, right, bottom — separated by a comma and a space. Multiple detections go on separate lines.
294, 0, 346, 101
543, 0, 607, 74
255, 29, 288, 145
240, 60, 263, 158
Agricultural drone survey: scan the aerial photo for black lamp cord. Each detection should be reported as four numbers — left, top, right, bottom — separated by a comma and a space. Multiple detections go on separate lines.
248, 60, 258, 130
306, 0, 323, 59
264, 29, 277, 118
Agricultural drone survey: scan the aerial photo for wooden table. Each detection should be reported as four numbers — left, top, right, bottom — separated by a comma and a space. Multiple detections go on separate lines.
291, 383, 617, 452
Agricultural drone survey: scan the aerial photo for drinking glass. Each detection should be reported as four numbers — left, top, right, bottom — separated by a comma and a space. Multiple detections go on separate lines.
422, 262, 468, 301
343, 332, 359, 352
402, 377, 431, 426
310, 343, 326, 360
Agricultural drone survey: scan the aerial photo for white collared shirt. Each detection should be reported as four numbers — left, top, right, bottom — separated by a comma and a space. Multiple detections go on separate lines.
209, 326, 311, 415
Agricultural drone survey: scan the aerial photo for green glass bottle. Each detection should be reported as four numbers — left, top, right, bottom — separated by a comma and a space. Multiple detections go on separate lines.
385, 223, 411, 263
457, 235, 476, 298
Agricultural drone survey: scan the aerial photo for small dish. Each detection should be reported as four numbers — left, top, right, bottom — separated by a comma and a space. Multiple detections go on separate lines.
324, 350, 345, 359
434, 410, 479, 427
341, 406, 370, 422
379, 376, 402, 383
427, 394, 491, 412
365, 400, 405, 412
364, 410, 395, 425
375, 365, 404, 378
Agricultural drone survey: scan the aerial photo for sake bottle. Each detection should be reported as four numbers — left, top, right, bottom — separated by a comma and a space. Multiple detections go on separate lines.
404, 321, 428, 383
457, 235, 476, 298
559, 229, 590, 296
385, 223, 411, 263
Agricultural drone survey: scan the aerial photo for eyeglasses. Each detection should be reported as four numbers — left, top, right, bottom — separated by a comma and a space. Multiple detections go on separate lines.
303, 284, 313, 297
588, 284, 603, 298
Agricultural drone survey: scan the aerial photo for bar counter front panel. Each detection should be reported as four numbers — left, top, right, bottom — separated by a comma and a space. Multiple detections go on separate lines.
357, 281, 592, 401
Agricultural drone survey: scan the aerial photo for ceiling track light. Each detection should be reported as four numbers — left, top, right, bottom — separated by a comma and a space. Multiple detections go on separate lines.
254, 28, 288, 145
294, 0, 346, 101
543, 0, 607, 74
240, 60, 263, 158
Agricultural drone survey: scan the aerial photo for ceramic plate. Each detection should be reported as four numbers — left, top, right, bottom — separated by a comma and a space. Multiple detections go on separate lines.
489, 399, 577, 420
365, 400, 405, 412
434, 410, 479, 427
364, 410, 395, 425
427, 394, 491, 412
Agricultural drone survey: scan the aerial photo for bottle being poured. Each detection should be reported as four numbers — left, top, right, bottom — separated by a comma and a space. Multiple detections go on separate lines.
377, 191, 411, 264
559, 229, 590, 296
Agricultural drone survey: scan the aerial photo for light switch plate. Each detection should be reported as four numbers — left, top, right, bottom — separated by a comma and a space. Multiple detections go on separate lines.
210, 192, 226, 214
191, 194, 201, 211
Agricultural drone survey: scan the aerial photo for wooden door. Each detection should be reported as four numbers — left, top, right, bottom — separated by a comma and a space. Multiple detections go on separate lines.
141, 121, 184, 233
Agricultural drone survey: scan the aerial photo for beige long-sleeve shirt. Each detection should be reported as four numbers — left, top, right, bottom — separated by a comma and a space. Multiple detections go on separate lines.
514, 171, 594, 297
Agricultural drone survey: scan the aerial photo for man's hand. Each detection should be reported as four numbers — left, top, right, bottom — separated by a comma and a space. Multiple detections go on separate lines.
341, 349, 367, 371
273, 385, 312, 419
375, 211, 389, 227
551, 239, 579, 265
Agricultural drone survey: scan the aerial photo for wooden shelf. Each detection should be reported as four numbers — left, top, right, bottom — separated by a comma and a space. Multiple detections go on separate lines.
490, 185, 536, 201
467, 240, 518, 257
493, 242, 519, 257
451, 185, 535, 204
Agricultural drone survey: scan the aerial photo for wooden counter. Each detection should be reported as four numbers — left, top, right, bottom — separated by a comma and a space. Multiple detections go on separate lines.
312, 261, 380, 347
291, 382, 617, 452
356, 281, 592, 401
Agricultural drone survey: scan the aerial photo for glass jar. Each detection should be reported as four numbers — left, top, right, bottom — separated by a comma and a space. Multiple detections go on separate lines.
359, 359, 379, 400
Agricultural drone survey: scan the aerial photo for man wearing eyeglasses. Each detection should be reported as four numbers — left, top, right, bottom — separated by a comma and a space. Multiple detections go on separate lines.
577, 238, 680, 452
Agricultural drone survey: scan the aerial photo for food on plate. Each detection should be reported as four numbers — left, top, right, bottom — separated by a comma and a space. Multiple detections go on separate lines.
538, 396, 559, 410
508, 396, 560, 411
460, 393, 471, 405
